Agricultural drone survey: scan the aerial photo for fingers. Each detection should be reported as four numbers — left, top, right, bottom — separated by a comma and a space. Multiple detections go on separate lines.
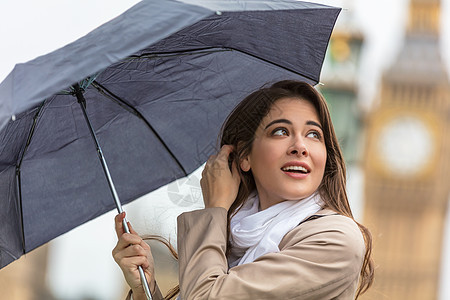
113, 246, 151, 277
112, 234, 151, 269
128, 221, 139, 236
117, 255, 150, 271
204, 145, 233, 165
201, 145, 241, 211
112, 214, 156, 293
115, 212, 141, 238
114, 213, 150, 254
115, 242, 149, 260
217, 144, 234, 162
115, 212, 126, 239
116, 233, 146, 250
203, 145, 234, 173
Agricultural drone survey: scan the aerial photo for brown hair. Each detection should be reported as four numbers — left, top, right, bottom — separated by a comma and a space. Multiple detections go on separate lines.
142, 235, 180, 299
220, 80, 374, 298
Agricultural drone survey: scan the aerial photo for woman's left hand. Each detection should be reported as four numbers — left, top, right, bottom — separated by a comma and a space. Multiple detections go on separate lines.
112, 212, 156, 299
201, 145, 241, 211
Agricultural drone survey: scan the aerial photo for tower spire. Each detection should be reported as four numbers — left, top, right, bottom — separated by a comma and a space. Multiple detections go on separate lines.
407, 0, 441, 36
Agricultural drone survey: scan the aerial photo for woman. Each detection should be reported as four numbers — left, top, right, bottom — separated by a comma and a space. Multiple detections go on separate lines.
113, 80, 374, 299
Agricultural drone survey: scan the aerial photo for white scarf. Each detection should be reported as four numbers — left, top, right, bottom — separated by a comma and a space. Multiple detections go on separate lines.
228, 192, 322, 267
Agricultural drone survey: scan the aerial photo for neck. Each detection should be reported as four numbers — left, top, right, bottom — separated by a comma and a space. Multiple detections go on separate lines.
256, 189, 318, 211
256, 191, 282, 211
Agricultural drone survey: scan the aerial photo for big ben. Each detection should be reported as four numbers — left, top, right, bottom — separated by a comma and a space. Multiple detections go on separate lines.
363, 0, 450, 299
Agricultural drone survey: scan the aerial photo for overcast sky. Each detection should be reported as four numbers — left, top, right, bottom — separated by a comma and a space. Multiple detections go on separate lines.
1, 0, 449, 105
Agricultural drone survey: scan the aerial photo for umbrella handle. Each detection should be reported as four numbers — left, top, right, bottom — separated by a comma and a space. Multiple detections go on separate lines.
122, 218, 153, 300
138, 266, 153, 300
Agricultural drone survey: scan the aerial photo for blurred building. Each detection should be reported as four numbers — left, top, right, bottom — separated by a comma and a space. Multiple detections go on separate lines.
363, 0, 450, 299
0, 245, 54, 300
320, 5, 364, 166
319, 0, 366, 222
320, 29, 364, 165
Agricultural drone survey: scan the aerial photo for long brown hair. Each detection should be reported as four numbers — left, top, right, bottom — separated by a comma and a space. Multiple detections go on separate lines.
220, 80, 374, 298
152, 80, 373, 299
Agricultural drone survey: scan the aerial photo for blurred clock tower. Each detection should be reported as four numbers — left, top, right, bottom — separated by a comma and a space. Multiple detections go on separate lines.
363, 0, 450, 299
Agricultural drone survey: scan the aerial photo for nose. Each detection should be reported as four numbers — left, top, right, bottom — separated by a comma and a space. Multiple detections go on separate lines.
288, 136, 308, 157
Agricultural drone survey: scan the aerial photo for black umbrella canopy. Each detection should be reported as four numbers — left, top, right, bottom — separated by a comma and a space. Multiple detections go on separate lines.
0, 0, 340, 268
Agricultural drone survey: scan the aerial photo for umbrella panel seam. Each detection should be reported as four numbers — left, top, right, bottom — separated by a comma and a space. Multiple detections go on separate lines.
122, 47, 319, 84
91, 81, 188, 176
127, 47, 231, 60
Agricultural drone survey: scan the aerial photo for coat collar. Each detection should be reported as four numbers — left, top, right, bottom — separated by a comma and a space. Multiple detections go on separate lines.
315, 208, 340, 216
298, 208, 339, 226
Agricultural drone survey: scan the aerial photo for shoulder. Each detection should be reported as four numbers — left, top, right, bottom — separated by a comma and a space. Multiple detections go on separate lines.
270, 209, 365, 297
178, 207, 228, 228
280, 208, 365, 259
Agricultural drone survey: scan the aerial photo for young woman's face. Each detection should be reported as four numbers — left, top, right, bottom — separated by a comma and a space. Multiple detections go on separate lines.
240, 97, 327, 210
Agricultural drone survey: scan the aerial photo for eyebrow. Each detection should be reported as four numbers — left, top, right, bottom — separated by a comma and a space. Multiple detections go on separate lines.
264, 119, 323, 130
264, 119, 292, 129
306, 120, 323, 130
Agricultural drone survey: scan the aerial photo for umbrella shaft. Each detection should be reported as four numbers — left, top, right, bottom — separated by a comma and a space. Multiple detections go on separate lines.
74, 85, 152, 300
77, 99, 124, 215
78, 106, 153, 300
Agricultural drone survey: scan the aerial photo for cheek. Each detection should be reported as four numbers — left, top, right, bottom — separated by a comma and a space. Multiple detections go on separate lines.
312, 145, 327, 173
250, 141, 282, 169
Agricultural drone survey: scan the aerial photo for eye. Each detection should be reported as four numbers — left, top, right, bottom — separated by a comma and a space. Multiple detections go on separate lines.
306, 130, 322, 140
271, 128, 289, 136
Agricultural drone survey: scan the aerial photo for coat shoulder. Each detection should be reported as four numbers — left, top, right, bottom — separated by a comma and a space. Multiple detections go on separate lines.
280, 210, 365, 255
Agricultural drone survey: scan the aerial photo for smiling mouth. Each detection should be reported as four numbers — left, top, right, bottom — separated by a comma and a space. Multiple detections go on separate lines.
281, 166, 309, 174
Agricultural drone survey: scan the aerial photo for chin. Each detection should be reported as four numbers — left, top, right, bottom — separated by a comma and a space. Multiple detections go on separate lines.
280, 191, 314, 201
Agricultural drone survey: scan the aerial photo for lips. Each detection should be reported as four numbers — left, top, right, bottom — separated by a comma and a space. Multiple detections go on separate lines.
281, 161, 311, 174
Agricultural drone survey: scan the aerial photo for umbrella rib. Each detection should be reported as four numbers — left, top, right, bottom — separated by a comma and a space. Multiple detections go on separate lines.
91, 83, 140, 118
91, 81, 188, 176
15, 100, 46, 253
16, 101, 46, 168
231, 48, 319, 83
127, 47, 230, 60
14, 170, 26, 253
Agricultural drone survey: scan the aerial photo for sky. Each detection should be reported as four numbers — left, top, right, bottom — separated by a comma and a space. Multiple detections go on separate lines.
1, 0, 449, 299
1, 0, 449, 105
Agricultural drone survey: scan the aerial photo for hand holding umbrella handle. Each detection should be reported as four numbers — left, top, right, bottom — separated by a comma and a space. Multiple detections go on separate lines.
122, 218, 153, 300
138, 266, 153, 300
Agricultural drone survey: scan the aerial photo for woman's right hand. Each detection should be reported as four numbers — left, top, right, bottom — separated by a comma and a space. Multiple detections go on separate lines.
112, 212, 156, 300
201, 145, 241, 211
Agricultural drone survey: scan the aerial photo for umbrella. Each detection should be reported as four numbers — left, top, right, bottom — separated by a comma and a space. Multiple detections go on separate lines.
0, 0, 339, 280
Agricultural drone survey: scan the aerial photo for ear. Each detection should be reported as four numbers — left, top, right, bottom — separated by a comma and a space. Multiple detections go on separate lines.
240, 155, 251, 172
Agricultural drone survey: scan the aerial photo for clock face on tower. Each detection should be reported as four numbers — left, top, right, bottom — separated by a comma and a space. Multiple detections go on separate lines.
375, 114, 435, 177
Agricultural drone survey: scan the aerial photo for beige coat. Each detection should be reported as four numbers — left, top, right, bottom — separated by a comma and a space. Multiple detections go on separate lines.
129, 207, 365, 300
